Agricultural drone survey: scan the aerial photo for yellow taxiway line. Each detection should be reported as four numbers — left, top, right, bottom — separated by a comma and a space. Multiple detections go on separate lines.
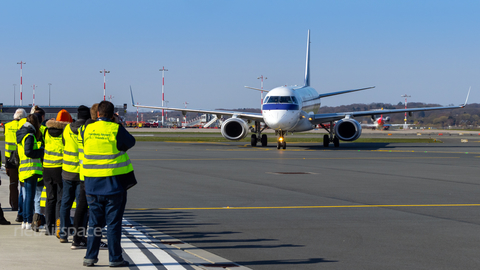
128, 203, 480, 211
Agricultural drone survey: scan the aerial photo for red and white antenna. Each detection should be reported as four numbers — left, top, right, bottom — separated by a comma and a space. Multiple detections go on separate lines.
257, 75, 267, 105
159, 67, 168, 127
31, 84, 37, 106
17, 61, 26, 106
136, 102, 139, 126
100, 69, 110, 101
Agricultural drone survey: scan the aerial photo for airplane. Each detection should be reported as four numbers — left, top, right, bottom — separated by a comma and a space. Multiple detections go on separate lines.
361, 114, 415, 130
132, 30, 470, 149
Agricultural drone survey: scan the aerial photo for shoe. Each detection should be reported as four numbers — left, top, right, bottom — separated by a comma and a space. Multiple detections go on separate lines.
83, 259, 98, 267
109, 260, 129, 267
15, 215, 23, 223
60, 238, 69, 243
25, 223, 31, 230
56, 218, 61, 239
0, 219, 11, 225
21, 222, 26, 229
71, 240, 87, 250
100, 241, 108, 250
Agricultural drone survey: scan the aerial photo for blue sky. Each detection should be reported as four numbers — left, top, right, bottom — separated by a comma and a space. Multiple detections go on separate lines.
1, 1, 478, 111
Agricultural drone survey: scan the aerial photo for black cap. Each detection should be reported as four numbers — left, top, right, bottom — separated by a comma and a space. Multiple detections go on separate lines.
77, 105, 91, 120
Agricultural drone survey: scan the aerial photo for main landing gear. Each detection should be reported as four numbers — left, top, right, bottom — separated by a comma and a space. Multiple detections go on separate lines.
251, 121, 268, 147
321, 122, 340, 148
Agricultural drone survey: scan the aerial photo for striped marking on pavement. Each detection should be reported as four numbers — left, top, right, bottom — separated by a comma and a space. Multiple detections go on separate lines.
121, 219, 188, 270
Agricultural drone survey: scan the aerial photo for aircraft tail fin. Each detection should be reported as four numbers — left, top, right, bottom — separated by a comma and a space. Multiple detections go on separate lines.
304, 30, 311, 87
130, 86, 136, 107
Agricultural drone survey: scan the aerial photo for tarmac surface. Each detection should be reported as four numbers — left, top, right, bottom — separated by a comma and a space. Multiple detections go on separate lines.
2, 129, 480, 269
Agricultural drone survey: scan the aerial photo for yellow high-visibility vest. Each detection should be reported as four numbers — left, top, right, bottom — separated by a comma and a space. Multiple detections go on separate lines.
43, 131, 63, 168
63, 124, 81, 174
4, 120, 20, 158
18, 133, 43, 182
82, 121, 133, 177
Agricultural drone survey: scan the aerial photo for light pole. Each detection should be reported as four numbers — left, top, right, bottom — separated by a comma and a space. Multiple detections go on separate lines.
100, 69, 110, 101
159, 67, 168, 127
183, 102, 188, 128
48, 83, 52, 106
17, 61, 26, 106
401, 94, 411, 128
257, 75, 267, 105
13, 84, 17, 106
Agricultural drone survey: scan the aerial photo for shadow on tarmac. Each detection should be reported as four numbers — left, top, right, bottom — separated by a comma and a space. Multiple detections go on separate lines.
123, 210, 335, 268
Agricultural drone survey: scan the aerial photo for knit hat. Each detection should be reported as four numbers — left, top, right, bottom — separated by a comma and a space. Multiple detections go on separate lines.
13, 109, 27, 120
56, 109, 73, 123
77, 105, 91, 120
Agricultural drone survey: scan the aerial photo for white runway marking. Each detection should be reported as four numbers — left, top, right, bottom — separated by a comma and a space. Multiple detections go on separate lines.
122, 218, 187, 270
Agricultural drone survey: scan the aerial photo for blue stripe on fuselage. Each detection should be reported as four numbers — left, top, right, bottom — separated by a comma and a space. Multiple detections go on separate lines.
262, 104, 299, 110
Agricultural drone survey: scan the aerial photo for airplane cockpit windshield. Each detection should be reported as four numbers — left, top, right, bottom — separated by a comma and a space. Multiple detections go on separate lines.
264, 96, 297, 104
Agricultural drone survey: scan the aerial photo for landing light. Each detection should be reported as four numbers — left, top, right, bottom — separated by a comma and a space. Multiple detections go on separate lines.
279, 137, 284, 142
308, 117, 313, 121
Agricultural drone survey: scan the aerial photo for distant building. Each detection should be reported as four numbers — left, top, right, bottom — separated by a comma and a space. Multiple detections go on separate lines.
0, 103, 127, 123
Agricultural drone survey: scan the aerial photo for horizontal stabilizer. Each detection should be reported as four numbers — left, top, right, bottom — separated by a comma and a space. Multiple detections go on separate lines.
245, 86, 270, 92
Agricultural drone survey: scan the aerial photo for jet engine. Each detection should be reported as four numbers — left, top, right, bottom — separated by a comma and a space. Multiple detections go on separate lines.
221, 118, 249, 141
334, 118, 362, 141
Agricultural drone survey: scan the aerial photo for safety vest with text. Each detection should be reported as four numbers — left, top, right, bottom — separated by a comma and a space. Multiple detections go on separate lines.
82, 121, 133, 177
4, 120, 20, 159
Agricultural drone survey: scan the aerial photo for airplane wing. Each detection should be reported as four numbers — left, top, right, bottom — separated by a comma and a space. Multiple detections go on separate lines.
133, 104, 264, 122
130, 86, 264, 122
309, 88, 470, 125
309, 104, 467, 125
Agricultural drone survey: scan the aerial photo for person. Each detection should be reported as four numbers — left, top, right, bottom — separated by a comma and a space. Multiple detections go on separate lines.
43, 109, 72, 236
16, 114, 44, 230
4, 109, 27, 219
81, 101, 136, 267
30, 106, 47, 231
1, 150, 11, 225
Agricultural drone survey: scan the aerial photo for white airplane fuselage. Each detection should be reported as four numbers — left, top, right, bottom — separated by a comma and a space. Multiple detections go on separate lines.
262, 86, 321, 132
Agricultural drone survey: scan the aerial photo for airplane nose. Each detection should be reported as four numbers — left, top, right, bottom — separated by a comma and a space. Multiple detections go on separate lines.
264, 110, 299, 130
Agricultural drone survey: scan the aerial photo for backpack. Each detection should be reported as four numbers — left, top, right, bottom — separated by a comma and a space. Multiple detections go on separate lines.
8, 149, 20, 167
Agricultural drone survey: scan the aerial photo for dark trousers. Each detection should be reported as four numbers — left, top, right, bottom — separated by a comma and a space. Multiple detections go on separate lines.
43, 167, 63, 235
84, 192, 127, 264
6, 167, 19, 210
73, 182, 88, 244
59, 180, 81, 240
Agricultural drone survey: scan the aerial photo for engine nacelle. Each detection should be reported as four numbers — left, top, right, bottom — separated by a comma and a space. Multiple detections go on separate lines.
334, 118, 362, 141
221, 118, 249, 141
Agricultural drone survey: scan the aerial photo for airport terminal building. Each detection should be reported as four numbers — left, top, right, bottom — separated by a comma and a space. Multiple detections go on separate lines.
0, 104, 127, 123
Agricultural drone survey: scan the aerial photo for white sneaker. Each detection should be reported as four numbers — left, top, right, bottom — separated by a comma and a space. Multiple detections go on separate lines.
25, 223, 32, 230
21, 222, 26, 229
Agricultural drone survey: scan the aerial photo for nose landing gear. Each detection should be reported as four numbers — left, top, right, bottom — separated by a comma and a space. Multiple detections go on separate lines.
276, 130, 287, 150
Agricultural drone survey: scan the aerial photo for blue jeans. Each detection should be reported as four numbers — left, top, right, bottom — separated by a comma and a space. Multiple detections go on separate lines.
18, 186, 24, 217
84, 192, 126, 265
23, 176, 39, 223
59, 180, 81, 240
34, 185, 43, 214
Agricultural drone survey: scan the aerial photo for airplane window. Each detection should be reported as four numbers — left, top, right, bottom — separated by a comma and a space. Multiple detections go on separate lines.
291, 96, 297, 103
268, 96, 280, 103
279, 96, 292, 103
263, 96, 270, 103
